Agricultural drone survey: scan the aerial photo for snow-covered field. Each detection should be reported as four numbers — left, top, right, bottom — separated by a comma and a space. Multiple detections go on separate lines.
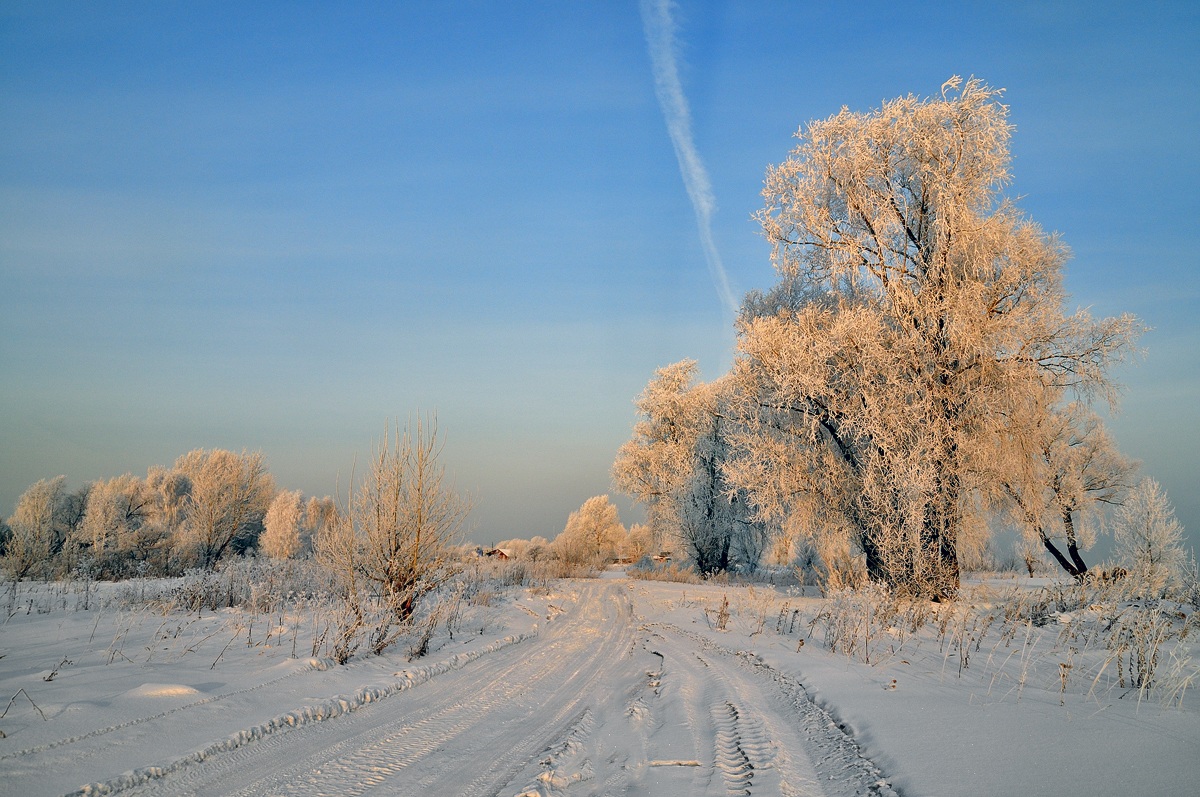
1, 570, 1197, 796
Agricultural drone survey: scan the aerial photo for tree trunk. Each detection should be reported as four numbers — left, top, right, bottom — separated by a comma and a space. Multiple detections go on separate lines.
1039, 530, 1082, 580
923, 444, 962, 600
1061, 509, 1089, 576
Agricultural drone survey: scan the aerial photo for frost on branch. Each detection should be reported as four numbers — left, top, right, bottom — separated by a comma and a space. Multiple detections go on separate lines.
1114, 479, 1187, 598
613, 361, 768, 575
618, 78, 1143, 598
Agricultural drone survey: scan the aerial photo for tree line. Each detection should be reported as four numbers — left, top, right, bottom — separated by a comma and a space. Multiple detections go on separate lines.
5, 417, 454, 577
2, 449, 286, 581
493, 494, 655, 570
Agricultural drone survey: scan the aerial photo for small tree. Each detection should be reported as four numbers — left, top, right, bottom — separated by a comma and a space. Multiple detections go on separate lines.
303, 495, 338, 555
312, 505, 363, 663
613, 361, 764, 573
350, 417, 470, 624
525, 535, 552, 561
54, 484, 91, 576
1114, 479, 1186, 597
554, 495, 626, 566
80, 475, 146, 553
997, 403, 1136, 579
78, 474, 161, 578
261, 489, 304, 560
623, 523, 655, 562
3, 476, 67, 580
145, 465, 191, 539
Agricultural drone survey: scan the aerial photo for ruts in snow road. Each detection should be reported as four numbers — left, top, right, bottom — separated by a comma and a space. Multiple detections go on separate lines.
115, 581, 894, 796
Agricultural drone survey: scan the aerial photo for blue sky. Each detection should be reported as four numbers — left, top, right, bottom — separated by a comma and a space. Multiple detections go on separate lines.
2, 1, 1197, 553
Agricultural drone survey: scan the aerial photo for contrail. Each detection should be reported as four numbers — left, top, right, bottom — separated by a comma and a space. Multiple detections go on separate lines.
640, 0, 739, 318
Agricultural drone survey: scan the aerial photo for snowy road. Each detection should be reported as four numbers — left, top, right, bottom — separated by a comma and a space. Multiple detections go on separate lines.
101, 581, 891, 797
7, 575, 1198, 797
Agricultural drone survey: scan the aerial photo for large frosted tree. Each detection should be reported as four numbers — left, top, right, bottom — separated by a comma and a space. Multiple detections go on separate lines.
727, 78, 1139, 598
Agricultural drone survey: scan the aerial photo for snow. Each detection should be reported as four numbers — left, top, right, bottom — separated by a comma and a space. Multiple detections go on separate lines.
0, 572, 1196, 796
624, 575, 1200, 796
121, 685, 201, 699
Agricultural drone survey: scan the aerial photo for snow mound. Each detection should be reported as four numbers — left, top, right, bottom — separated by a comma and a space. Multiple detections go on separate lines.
124, 684, 201, 698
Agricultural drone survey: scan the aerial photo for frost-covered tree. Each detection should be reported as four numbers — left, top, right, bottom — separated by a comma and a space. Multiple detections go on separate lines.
524, 535, 552, 561
145, 465, 191, 538
554, 495, 626, 566
303, 495, 337, 555
997, 402, 1136, 579
727, 77, 1139, 598
313, 503, 356, 593
261, 489, 304, 560
623, 523, 655, 563
55, 484, 90, 565
338, 418, 470, 623
1114, 479, 1186, 597
76, 466, 193, 577
174, 449, 275, 569
77, 474, 169, 577
614, 361, 766, 574
2, 477, 88, 579
311, 504, 363, 662
3, 476, 67, 580
80, 475, 149, 553
613, 362, 707, 506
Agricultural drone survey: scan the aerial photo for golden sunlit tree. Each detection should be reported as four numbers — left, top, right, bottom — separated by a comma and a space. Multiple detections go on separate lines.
994, 401, 1136, 579
174, 449, 275, 570
725, 77, 1141, 598
613, 361, 766, 573
554, 495, 626, 567
315, 416, 471, 657
261, 489, 304, 560
3, 476, 66, 581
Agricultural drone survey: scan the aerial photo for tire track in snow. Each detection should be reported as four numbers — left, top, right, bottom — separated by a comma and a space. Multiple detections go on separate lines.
711, 700, 752, 794
653, 623, 899, 797
711, 699, 770, 795
510, 709, 596, 797
653, 641, 789, 796
112, 583, 636, 797
433, 585, 637, 797
637, 628, 714, 795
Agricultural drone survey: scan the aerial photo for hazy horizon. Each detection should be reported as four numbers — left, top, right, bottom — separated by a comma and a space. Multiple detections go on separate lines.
3, 1, 1197, 551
